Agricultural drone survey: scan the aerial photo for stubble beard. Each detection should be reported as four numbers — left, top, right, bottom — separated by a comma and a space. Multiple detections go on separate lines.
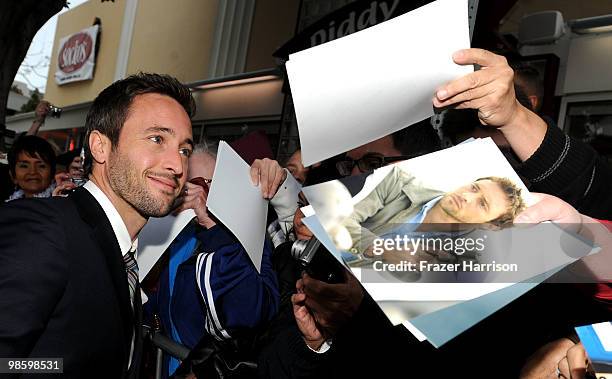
437, 196, 465, 224
108, 151, 177, 218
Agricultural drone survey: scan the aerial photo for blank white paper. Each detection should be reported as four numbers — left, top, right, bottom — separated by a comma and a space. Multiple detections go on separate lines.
206, 141, 267, 272
593, 322, 612, 352
286, 0, 472, 166
138, 209, 196, 281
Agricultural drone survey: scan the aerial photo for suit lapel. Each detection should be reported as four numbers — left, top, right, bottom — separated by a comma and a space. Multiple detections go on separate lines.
69, 187, 134, 368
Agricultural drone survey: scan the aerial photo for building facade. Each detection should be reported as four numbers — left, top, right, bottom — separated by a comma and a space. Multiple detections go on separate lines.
7, 0, 299, 155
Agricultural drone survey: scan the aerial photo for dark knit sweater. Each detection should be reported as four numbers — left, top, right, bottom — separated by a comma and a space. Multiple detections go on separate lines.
518, 121, 612, 219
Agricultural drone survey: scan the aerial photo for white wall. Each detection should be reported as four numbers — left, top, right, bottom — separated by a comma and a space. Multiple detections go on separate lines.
564, 33, 612, 94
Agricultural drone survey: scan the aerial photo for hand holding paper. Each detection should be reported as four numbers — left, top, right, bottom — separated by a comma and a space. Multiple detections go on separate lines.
516, 192, 612, 282
575, 322, 612, 378
206, 141, 268, 272
433, 49, 519, 128
250, 158, 287, 199
515, 192, 583, 226
433, 48, 551, 162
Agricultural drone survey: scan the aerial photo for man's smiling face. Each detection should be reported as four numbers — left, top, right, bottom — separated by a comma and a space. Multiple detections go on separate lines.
107, 93, 193, 217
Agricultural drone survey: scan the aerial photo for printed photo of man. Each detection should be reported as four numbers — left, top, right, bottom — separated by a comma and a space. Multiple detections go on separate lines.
342, 165, 525, 257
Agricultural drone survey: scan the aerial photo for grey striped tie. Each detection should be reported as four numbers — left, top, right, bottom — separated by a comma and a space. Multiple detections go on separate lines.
123, 249, 139, 310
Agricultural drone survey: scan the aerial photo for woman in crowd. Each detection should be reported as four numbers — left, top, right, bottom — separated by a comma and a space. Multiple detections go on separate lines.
6, 135, 56, 201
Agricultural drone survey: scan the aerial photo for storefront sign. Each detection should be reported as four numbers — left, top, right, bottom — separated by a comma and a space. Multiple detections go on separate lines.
275, 0, 430, 59
55, 24, 99, 85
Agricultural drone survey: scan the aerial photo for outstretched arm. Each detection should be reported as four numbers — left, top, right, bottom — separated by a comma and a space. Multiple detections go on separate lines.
434, 48, 612, 218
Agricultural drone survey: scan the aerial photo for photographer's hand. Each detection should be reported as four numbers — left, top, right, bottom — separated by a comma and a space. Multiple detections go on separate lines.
27, 100, 51, 136
300, 271, 363, 338
35, 100, 50, 120
52, 181, 77, 197
292, 287, 325, 351
54, 172, 71, 186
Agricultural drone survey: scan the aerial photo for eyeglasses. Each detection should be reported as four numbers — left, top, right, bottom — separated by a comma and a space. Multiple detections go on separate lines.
335, 153, 413, 176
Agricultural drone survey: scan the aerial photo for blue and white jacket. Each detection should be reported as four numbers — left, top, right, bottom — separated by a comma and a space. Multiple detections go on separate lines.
146, 222, 279, 377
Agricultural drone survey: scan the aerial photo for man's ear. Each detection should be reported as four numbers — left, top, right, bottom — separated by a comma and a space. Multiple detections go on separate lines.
89, 131, 111, 166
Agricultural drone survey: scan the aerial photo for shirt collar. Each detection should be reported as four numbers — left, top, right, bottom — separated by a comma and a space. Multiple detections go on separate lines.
416, 196, 474, 238
414, 195, 443, 223
6, 183, 56, 202
83, 180, 138, 257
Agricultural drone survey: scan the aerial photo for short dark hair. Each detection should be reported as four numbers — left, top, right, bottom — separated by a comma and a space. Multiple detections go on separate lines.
513, 64, 543, 111
83, 72, 195, 175
391, 118, 441, 157
8, 135, 56, 178
439, 109, 480, 145
476, 176, 525, 228
514, 83, 534, 111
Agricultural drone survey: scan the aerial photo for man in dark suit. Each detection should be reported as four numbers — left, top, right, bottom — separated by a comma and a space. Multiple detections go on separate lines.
0, 73, 195, 378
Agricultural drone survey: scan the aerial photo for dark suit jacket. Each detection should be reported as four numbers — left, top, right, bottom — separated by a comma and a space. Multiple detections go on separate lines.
0, 188, 142, 378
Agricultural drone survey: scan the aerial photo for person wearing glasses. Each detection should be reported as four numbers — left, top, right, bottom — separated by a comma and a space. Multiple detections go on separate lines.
336, 118, 441, 178
287, 119, 442, 250
335, 152, 411, 177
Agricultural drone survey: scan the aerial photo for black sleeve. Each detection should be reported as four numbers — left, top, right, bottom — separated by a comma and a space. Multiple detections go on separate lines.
257, 320, 331, 379
518, 120, 612, 219
0, 200, 68, 357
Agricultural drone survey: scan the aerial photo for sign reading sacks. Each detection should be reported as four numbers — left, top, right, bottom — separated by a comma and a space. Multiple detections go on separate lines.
55, 25, 99, 85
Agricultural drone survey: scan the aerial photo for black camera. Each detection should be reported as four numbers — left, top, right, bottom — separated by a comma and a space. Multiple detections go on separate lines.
49, 104, 62, 118
291, 237, 346, 284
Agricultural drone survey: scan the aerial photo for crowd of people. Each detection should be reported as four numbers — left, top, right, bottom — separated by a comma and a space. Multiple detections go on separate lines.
0, 48, 610, 379
1, 100, 85, 202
